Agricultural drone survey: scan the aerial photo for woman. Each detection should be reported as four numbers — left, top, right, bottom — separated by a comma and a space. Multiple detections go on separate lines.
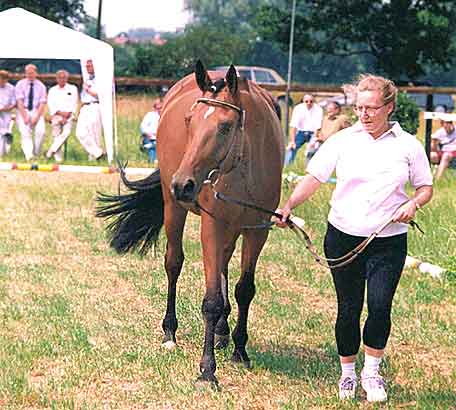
140, 97, 162, 165
276, 74, 433, 402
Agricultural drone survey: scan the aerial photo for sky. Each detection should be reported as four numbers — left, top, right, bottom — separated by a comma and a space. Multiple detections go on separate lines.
84, 0, 190, 37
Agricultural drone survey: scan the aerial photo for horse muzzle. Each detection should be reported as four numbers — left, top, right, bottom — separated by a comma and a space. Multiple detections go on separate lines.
171, 176, 198, 203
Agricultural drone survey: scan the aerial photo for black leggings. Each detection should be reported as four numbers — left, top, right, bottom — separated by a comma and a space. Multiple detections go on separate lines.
324, 223, 407, 357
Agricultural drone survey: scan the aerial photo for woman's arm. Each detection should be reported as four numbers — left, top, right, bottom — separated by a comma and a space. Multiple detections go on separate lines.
275, 174, 322, 227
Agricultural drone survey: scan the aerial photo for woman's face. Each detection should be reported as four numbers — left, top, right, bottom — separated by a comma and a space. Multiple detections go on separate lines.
355, 90, 393, 138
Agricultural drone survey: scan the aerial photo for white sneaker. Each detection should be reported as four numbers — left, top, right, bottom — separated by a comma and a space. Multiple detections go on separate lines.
361, 370, 387, 402
339, 376, 357, 400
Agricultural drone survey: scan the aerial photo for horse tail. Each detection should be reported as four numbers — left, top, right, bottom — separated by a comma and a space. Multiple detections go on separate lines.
96, 167, 164, 255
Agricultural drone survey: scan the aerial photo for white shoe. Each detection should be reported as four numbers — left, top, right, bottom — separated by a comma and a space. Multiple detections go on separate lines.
339, 376, 357, 400
361, 370, 387, 402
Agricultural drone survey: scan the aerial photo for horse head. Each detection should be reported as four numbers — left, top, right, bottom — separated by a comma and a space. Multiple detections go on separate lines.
171, 60, 243, 203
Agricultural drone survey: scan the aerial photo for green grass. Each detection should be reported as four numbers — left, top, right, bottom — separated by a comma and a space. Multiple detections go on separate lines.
0, 123, 455, 408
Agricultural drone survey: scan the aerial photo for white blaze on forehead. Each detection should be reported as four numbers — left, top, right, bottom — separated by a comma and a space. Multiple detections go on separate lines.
204, 106, 215, 119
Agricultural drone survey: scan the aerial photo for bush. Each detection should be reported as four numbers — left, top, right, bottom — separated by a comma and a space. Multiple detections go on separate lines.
392, 92, 420, 134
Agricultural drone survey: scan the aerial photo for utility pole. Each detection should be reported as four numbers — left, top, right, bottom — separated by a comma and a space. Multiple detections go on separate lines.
285, 0, 297, 139
96, 0, 103, 39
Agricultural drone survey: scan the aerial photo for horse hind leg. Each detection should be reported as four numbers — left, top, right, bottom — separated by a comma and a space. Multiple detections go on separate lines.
231, 230, 269, 368
215, 233, 239, 350
162, 203, 187, 350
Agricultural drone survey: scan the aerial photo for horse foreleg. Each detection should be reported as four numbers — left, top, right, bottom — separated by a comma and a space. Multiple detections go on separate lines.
215, 231, 239, 350
197, 216, 225, 386
162, 202, 188, 349
231, 230, 268, 368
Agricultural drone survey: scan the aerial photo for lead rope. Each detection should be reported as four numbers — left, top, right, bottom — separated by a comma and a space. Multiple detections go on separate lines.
206, 181, 423, 269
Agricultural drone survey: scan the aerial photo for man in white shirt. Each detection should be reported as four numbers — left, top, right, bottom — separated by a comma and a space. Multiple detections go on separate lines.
76, 59, 104, 160
430, 120, 456, 179
285, 94, 323, 165
140, 98, 162, 164
15, 64, 47, 161
0, 70, 16, 157
46, 70, 78, 162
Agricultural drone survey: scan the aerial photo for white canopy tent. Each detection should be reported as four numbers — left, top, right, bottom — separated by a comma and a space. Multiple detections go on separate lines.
0, 7, 116, 162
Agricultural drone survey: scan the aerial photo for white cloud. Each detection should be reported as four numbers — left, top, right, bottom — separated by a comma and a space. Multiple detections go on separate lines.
84, 0, 190, 36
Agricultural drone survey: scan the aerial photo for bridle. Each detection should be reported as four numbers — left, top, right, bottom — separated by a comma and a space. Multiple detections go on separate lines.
191, 96, 246, 181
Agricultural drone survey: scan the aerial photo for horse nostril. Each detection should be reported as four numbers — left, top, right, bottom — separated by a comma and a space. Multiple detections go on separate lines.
171, 178, 196, 202
182, 179, 196, 198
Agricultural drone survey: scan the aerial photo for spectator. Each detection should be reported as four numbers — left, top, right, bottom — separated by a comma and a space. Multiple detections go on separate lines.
285, 94, 323, 165
306, 101, 351, 161
46, 70, 78, 162
15, 64, 47, 161
275, 74, 433, 403
76, 59, 104, 160
0, 70, 16, 158
430, 120, 456, 180
140, 97, 162, 165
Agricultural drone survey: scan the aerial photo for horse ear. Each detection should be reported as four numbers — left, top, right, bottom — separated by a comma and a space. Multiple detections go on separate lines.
226, 64, 238, 96
195, 60, 212, 92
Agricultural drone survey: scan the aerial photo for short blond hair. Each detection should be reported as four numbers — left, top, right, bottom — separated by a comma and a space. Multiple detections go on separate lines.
0, 70, 9, 80
344, 74, 398, 108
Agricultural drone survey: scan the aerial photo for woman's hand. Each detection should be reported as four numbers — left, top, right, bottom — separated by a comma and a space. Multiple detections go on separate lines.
392, 200, 417, 223
273, 206, 292, 228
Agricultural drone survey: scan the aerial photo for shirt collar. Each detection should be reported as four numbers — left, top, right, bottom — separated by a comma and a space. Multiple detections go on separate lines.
353, 121, 405, 139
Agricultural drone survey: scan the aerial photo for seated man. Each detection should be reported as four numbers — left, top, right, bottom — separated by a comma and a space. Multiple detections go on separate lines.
46, 70, 78, 162
430, 120, 456, 180
0, 70, 16, 158
140, 98, 162, 165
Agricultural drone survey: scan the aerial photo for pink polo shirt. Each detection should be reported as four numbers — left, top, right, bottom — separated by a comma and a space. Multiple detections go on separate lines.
307, 122, 433, 237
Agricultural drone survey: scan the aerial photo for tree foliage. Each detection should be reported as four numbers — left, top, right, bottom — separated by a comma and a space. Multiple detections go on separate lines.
129, 24, 251, 79
0, 0, 87, 28
255, 0, 456, 81
392, 92, 420, 135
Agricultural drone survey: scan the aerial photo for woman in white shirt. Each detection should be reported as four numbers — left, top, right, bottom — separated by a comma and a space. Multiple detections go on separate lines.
275, 74, 433, 403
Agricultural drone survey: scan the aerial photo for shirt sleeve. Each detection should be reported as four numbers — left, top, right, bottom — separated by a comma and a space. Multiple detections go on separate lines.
47, 88, 57, 115
38, 83, 47, 104
306, 134, 340, 182
15, 81, 25, 101
289, 106, 300, 129
409, 139, 433, 188
140, 113, 151, 134
70, 85, 79, 113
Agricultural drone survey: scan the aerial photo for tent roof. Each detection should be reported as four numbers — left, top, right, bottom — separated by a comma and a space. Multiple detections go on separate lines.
0, 7, 112, 59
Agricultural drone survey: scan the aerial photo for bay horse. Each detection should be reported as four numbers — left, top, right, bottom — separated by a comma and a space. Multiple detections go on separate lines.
97, 61, 284, 386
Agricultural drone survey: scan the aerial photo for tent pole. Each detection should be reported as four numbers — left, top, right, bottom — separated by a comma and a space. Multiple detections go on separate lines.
112, 86, 118, 164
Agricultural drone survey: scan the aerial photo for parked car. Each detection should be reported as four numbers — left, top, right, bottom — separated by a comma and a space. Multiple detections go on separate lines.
213, 65, 304, 115
214, 65, 286, 86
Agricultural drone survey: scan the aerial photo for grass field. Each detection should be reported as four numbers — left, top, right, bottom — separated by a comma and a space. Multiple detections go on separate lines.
0, 153, 455, 409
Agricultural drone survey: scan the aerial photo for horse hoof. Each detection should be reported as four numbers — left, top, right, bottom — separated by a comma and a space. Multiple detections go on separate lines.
195, 374, 220, 391
162, 340, 177, 351
214, 334, 230, 350
231, 351, 251, 369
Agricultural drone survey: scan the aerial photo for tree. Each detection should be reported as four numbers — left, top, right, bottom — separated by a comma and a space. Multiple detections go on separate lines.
130, 24, 251, 79
255, 0, 456, 81
80, 14, 106, 39
0, 0, 87, 28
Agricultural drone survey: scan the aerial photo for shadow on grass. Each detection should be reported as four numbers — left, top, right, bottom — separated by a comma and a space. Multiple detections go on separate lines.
249, 342, 339, 380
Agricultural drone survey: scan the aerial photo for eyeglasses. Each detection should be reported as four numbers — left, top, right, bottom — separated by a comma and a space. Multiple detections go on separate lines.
354, 102, 388, 116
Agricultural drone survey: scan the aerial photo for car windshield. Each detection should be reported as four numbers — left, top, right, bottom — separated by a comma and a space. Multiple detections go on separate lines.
254, 70, 277, 84
238, 69, 252, 80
